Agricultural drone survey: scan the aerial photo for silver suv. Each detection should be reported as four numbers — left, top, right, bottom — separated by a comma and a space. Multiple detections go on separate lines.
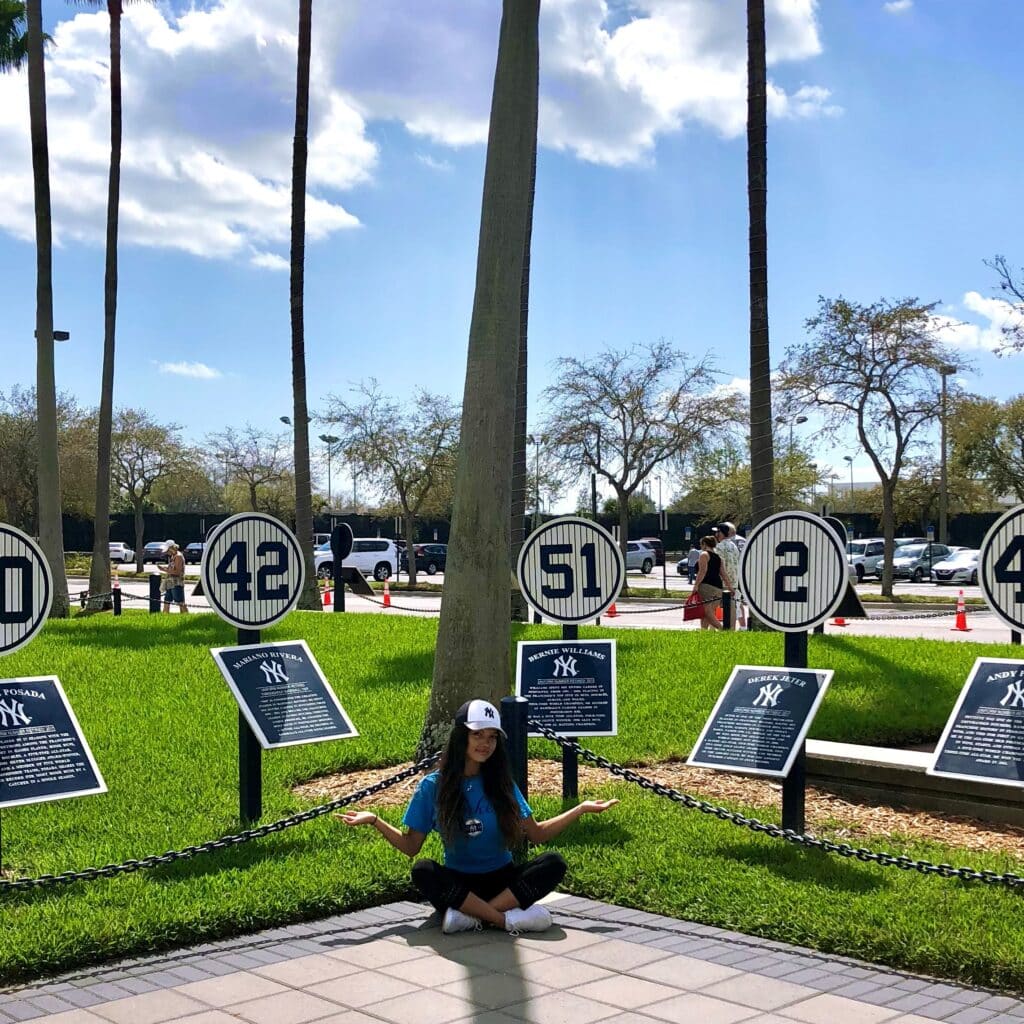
314, 538, 398, 581
625, 541, 655, 574
846, 538, 885, 581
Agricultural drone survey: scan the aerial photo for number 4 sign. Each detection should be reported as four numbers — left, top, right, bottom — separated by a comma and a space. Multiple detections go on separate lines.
201, 514, 305, 630
980, 505, 1024, 633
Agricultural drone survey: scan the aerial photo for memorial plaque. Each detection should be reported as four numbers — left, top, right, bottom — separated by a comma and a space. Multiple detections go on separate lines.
211, 640, 358, 749
927, 657, 1024, 787
515, 640, 617, 737
0, 676, 107, 809
688, 665, 833, 777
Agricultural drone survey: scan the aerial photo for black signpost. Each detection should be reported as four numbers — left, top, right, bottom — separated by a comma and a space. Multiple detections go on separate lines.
928, 658, 1024, 787
330, 523, 354, 613
783, 632, 808, 831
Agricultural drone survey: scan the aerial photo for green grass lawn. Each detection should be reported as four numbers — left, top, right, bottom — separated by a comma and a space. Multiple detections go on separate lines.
1, 612, 1023, 987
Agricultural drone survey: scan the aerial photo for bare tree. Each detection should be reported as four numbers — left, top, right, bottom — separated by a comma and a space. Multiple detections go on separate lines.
542, 342, 740, 554
418, 0, 540, 756
208, 425, 292, 515
324, 383, 459, 584
778, 296, 969, 596
985, 255, 1024, 354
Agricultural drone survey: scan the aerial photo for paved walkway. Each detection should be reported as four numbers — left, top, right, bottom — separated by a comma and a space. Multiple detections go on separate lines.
3, 894, 1022, 1024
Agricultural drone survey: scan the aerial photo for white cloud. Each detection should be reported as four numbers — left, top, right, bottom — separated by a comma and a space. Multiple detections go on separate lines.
883, 1, 913, 14
158, 361, 223, 379
250, 251, 289, 271
932, 291, 1024, 353
416, 153, 454, 173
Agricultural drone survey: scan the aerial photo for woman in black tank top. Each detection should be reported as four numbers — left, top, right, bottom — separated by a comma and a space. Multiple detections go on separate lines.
692, 535, 733, 630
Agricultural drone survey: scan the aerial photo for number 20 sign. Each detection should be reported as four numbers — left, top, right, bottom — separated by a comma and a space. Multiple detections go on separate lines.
517, 516, 625, 623
980, 505, 1024, 633
201, 513, 305, 630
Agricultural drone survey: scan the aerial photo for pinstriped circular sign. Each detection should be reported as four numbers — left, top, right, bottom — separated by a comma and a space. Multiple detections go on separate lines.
979, 505, 1024, 632
201, 513, 305, 630
517, 517, 625, 623
0, 524, 53, 654
739, 511, 847, 632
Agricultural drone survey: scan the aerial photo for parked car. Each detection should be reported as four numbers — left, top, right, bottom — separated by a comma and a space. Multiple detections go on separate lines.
312, 533, 331, 548
400, 543, 447, 575
846, 538, 885, 581
142, 540, 173, 564
184, 542, 204, 564
891, 543, 953, 582
314, 538, 398, 581
930, 548, 980, 585
638, 537, 665, 567
625, 541, 655, 574
108, 541, 134, 563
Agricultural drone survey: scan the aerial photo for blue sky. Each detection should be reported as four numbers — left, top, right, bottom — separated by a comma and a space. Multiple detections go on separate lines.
1, 0, 1022, 508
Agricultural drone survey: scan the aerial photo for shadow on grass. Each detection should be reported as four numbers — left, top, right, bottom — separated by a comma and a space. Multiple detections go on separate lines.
716, 838, 886, 893
61, 615, 236, 652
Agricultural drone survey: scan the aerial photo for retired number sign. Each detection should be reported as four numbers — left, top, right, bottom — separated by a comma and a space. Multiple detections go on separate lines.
517, 517, 625, 623
0, 524, 53, 655
201, 513, 305, 630
740, 511, 847, 632
980, 505, 1024, 633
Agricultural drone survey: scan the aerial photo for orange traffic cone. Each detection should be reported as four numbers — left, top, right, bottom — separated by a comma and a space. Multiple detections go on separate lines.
831, 615, 847, 626
715, 604, 723, 622
323, 588, 331, 609
606, 602, 618, 617
952, 589, 971, 632
383, 580, 392, 609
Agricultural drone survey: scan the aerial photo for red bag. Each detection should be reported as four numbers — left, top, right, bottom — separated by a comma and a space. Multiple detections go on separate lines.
683, 592, 703, 621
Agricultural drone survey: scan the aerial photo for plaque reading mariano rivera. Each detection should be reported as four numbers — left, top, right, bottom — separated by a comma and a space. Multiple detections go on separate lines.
515, 640, 617, 737
928, 658, 1024, 787
0, 676, 107, 809
688, 665, 833, 778
211, 640, 358, 749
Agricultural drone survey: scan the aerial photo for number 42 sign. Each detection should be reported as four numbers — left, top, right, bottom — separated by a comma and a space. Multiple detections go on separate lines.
980, 505, 1024, 633
201, 513, 305, 630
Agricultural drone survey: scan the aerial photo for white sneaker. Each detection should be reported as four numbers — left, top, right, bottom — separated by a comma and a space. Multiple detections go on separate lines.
442, 907, 481, 934
504, 904, 552, 935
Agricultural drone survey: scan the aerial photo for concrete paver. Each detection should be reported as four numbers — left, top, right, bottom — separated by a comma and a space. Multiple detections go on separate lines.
4, 894, 1024, 1024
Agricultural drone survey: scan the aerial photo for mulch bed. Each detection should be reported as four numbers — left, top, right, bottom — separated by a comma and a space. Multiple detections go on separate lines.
293, 759, 1024, 859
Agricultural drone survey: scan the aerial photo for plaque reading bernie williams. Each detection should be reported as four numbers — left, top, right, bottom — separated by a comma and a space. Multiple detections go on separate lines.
211, 640, 358, 749
687, 665, 833, 778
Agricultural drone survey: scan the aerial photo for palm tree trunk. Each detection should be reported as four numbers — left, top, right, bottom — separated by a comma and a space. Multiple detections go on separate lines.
290, 0, 319, 610
747, 0, 774, 528
27, 0, 69, 617
419, 0, 540, 756
88, 0, 121, 612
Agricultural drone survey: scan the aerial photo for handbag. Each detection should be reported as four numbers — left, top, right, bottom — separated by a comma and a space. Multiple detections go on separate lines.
683, 591, 703, 621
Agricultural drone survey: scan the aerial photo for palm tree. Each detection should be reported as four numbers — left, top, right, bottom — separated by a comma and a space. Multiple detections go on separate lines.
0, 0, 29, 70
747, 0, 774, 528
289, 0, 320, 610
419, 0, 540, 755
26, 0, 70, 617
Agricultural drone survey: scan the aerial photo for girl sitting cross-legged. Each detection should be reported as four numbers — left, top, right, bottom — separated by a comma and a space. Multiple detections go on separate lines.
340, 698, 618, 935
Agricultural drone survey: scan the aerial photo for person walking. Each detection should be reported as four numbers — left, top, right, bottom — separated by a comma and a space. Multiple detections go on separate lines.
340, 699, 618, 935
715, 524, 741, 629
692, 534, 733, 630
719, 522, 747, 628
686, 543, 701, 585
159, 541, 188, 614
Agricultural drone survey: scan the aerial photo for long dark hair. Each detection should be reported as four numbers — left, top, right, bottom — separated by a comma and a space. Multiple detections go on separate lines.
435, 723, 523, 850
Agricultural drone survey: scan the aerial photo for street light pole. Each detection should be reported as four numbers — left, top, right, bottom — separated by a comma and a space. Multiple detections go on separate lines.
528, 434, 544, 531
844, 456, 854, 501
318, 434, 340, 511
939, 365, 957, 545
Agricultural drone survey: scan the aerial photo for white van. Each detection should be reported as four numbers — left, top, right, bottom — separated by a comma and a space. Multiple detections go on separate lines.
314, 538, 398, 582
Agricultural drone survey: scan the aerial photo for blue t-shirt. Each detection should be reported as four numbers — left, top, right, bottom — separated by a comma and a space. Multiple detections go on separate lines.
403, 771, 532, 873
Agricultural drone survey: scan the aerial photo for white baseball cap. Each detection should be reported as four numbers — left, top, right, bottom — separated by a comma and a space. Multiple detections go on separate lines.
454, 699, 506, 737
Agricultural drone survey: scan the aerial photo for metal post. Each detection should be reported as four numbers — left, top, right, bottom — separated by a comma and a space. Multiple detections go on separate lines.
1013, 631, 1021, 646
501, 696, 529, 801
939, 366, 956, 546
561, 623, 579, 800
721, 591, 733, 631
333, 561, 345, 612
112, 586, 122, 616
148, 573, 160, 613
782, 630, 808, 834
237, 627, 263, 822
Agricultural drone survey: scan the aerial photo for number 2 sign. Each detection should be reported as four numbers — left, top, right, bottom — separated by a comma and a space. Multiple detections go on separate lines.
201, 514, 305, 629
517, 517, 625, 623
980, 505, 1024, 633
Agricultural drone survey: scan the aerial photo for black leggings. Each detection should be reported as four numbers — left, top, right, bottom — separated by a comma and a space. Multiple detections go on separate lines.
411, 852, 567, 913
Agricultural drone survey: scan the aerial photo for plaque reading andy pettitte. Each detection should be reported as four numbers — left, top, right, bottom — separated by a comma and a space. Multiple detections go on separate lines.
211, 640, 358, 749
515, 640, 617, 737
0, 676, 107, 809
928, 658, 1024, 787
687, 665, 834, 778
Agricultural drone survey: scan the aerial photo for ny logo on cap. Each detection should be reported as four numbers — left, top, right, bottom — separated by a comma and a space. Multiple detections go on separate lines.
484, 706, 495, 719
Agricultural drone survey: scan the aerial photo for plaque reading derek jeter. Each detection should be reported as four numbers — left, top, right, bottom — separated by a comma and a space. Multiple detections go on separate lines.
0, 676, 107, 809
515, 640, 617, 737
688, 665, 833, 778
211, 640, 358, 749
928, 658, 1024, 787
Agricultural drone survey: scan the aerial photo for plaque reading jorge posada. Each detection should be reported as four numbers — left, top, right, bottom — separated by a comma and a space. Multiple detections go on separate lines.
211, 640, 358, 749
0, 675, 107, 809
928, 658, 1024, 787
687, 665, 833, 778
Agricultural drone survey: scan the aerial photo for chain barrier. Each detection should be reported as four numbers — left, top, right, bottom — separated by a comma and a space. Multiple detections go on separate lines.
359, 591, 442, 614
0, 753, 440, 894
528, 720, 1024, 891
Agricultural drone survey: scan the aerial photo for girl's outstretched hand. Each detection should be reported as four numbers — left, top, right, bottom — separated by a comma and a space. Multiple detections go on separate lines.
335, 810, 377, 827
579, 799, 619, 814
